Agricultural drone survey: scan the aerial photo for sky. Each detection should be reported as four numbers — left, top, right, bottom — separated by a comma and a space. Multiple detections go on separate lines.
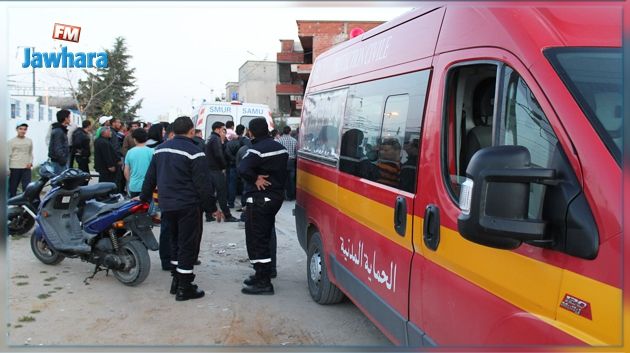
6, 1, 414, 121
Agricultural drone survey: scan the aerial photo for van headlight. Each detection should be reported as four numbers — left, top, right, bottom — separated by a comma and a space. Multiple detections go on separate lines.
459, 178, 474, 215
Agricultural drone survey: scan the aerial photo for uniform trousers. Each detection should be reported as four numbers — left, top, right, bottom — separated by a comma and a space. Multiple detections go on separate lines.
162, 206, 202, 272
245, 195, 283, 277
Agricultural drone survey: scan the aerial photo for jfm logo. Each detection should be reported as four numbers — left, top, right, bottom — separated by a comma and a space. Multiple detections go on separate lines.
21, 23, 108, 69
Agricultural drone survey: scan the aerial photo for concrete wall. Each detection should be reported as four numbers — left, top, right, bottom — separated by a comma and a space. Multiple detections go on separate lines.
238, 61, 278, 114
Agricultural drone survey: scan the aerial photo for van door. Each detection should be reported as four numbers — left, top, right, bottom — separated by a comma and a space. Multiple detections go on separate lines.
415, 48, 606, 345
332, 71, 431, 344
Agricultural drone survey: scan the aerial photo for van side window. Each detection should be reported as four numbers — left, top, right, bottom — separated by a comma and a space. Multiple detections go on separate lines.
443, 64, 498, 200
500, 66, 558, 218
299, 88, 349, 163
340, 70, 430, 193
340, 83, 385, 178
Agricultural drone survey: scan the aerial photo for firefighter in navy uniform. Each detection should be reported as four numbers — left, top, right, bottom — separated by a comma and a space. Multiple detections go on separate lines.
238, 118, 288, 295
140, 116, 224, 301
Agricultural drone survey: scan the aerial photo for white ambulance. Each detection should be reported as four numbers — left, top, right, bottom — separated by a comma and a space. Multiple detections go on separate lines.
192, 101, 274, 139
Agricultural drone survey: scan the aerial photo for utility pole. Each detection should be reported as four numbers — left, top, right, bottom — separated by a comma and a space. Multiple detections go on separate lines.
17, 46, 36, 95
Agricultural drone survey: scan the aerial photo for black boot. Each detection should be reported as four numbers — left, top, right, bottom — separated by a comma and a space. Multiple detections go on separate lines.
175, 273, 205, 301
242, 277, 274, 295
244, 268, 276, 285
169, 270, 178, 295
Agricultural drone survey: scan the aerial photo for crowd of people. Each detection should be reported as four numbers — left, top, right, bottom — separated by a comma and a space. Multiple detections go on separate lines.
9, 109, 299, 301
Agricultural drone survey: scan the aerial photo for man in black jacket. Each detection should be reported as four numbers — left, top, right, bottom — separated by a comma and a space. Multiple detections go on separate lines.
205, 121, 238, 222
192, 129, 204, 147
110, 117, 125, 192
94, 127, 118, 186
48, 109, 72, 175
141, 116, 223, 301
224, 124, 247, 208
71, 120, 92, 173
238, 118, 288, 295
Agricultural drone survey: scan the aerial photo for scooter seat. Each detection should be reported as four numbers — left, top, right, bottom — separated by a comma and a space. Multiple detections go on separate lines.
78, 183, 118, 202
82, 199, 128, 223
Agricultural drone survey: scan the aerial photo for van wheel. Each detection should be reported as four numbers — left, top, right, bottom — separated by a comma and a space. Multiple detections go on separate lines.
307, 231, 344, 304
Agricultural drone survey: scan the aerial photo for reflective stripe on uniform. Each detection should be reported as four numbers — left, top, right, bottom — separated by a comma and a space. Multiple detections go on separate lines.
155, 148, 205, 160
244, 148, 289, 159
250, 258, 272, 264
176, 268, 193, 274
246, 197, 270, 204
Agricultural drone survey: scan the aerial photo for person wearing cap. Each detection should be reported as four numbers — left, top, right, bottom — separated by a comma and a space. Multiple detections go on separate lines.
95, 115, 112, 139
94, 127, 119, 187
8, 122, 33, 197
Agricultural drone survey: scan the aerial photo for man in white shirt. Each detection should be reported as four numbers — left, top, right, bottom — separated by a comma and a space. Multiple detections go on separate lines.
8, 122, 33, 197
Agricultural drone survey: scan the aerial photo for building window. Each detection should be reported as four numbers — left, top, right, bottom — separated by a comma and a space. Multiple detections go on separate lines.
39, 105, 44, 121
48, 109, 53, 122
26, 104, 34, 120
11, 103, 16, 119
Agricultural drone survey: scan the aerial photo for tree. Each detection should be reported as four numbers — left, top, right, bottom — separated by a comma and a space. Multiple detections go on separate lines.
76, 37, 143, 121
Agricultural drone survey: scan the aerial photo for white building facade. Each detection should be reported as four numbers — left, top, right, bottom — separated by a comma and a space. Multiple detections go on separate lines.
8, 95, 66, 165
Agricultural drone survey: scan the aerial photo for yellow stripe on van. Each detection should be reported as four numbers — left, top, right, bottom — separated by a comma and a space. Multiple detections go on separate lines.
556, 270, 622, 345
418, 223, 621, 345
298, 169, 622, 345
338, 187, 413, 251
299, 169, 414, 250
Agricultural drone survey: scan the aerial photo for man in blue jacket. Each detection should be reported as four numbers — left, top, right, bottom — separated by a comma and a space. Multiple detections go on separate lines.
140, 116, 224, 301
238, 118, 288, 295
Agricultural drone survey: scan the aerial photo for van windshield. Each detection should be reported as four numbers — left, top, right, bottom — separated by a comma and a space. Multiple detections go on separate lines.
545, 48, 622, 164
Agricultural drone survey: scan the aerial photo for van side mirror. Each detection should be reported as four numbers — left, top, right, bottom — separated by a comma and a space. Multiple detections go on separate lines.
457, 146, 557, 250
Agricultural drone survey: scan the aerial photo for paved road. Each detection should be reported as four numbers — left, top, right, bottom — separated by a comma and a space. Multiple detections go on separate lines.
7, 201, 391, 347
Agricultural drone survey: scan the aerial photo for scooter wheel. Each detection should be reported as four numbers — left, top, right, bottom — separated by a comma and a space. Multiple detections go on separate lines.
112, 239, 150, 286
30, 233, 65, 265
8, 212, 35, 236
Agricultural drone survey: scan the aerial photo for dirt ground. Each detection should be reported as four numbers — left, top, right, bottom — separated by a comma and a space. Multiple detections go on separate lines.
6, 201, 391, 348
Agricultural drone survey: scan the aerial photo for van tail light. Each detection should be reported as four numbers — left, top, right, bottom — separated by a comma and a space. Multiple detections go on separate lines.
459, 178, 474, 215
130, 202, 150, 214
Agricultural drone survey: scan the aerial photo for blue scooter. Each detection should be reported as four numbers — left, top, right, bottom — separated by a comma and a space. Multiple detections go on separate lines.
31, 168, 158, 286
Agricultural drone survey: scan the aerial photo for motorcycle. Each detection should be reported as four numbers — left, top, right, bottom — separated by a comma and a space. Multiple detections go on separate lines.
31, 168, 158, 286
7, 163, 56, 236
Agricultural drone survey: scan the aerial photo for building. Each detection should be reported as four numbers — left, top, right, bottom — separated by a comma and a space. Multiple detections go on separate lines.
238, 61, 278, 114
8, 95, 63, 165
276, 20, 385, 118
225, 82, 239, 102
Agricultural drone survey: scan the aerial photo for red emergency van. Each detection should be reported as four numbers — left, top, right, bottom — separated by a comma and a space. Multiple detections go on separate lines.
294, 2, 622, 346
